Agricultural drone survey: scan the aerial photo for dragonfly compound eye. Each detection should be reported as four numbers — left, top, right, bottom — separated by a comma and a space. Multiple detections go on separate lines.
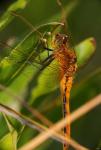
62, 35, 68, 44
56, 33, 60, 38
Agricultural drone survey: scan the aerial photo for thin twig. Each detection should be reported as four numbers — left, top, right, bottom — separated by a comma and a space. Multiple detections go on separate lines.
0, 103, 88, 150
11, 11, 42, 37
19, 94, 101, 150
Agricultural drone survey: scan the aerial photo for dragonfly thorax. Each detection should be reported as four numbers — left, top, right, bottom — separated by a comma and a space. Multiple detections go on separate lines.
52, 33, 77, 78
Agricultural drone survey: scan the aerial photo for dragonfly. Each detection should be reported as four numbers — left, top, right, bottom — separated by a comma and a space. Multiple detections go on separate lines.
0, 10, 77, 150
52, 33, 77, 150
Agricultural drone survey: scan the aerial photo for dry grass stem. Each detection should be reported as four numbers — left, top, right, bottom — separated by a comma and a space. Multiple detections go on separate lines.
0, 103, 88, 150
19, 94, 101, 150
0, 103, 72, 144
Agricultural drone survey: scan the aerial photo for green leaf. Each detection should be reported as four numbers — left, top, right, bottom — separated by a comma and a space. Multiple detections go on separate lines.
0, 22, 64, 85
0, 114, 18, 150
0, 131, 17, 150
0, 0, 30, 31
75, 37, 96, 67
0, 31, 38, 85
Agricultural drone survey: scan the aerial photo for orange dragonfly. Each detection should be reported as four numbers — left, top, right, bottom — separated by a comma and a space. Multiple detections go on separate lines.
51, 33, 77, 149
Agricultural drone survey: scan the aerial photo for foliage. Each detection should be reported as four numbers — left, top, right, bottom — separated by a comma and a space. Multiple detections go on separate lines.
0, 0, 101, 150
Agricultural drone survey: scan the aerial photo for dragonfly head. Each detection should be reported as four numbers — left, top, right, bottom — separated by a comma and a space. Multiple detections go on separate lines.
53, 33, 69, 48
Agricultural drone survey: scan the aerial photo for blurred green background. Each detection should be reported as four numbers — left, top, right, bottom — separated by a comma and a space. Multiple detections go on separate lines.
0, 0, 101, 150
